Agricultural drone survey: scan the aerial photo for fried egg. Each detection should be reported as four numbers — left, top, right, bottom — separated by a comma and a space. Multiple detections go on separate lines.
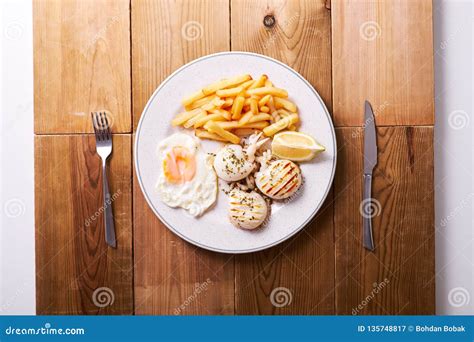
157, 133, 217, 217
255, 160, 302, 200
228, 189, 268, 229
213, 145, 254, 182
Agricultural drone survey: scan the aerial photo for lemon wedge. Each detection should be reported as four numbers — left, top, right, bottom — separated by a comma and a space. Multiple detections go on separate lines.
271, 131, 325, 162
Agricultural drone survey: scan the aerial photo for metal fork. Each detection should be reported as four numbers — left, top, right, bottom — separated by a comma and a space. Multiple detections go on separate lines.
91, 111, 116, 248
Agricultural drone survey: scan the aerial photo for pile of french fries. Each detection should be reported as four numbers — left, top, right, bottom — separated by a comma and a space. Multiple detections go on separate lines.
171, 74, 300, 144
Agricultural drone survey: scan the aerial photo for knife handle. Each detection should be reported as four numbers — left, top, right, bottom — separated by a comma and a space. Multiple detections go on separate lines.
363, 174, 375, 251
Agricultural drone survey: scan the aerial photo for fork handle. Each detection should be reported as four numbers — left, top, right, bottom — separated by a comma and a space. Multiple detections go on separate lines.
102, 162, 116, 248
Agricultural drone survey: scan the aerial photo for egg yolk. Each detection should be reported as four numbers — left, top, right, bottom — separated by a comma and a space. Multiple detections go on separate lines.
163, 146, 196, 184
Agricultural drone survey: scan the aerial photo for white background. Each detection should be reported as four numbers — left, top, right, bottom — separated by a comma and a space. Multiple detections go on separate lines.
0, 0, 473, 315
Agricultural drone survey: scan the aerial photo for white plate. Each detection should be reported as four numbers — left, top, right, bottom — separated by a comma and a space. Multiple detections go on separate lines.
135, 52, 336, 254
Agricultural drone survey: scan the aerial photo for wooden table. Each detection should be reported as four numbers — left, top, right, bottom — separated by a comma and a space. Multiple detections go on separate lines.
34, 0, 435, 315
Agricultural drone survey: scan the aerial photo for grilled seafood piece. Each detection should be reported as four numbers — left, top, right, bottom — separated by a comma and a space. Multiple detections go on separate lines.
213, 133, 268, 182
228, 189, 268, 229
255, 160, 302, 200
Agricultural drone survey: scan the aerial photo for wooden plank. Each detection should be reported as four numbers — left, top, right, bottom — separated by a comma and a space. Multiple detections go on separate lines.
35, 135, 133, 314
231, 0, 334, 314
235, 197, 334, 314
231, 0, 332, 112
131, 0, 230, 129
334, 127, 435, 314
133, 173, 235, 315
331, 0, 434, 126
33, 0, 131, 134
131, 0, 233, 314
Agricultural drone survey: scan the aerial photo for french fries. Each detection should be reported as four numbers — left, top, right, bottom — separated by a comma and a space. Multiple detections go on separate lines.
238, 111, 254, 127
184, 111, 206, 128
202, 74, 251, 95
222, 98, 233, 108
182, 90, 206, 107
248, 113, 272, 123
201, 97, 225, 111
204, 121, 240, 144
231, 95, 245, 119
210, 108, 232, 120
268, 96, 276, 113
216, 121, 239, 130
249, 74, 268, 89
172, 108, 205, 126
173, 74, 301, 143
263, 113, 299, 137
185, 94, 215, 111
240, 121, 270, 129
250, 98, 259, 114
194, 113, 226, 128
216, 86, 244, 98
234, 128, 260, 136
274, 97, 297, 112
241, 79, 255, 90
195, 129, 227, 142
258, 94, 271, 107
247, 87, 288, 98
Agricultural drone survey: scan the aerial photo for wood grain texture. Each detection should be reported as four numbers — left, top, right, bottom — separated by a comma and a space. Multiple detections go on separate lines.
33, 0, 437, 316
33, 0, 131, 134
235, 197, 334, 314
334, 127, 435, 314
133, 167, 235, 315
331, 0, 434, 126
231, 0, 334, 314
131, 0, 234, 315
35, 135, 132, 314
131, 0, 230, 129
231, 0, 332, 112
132, 0, 234, 315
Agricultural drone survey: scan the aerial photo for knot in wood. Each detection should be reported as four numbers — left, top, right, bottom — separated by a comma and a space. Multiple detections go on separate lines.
263, 14, 276, 28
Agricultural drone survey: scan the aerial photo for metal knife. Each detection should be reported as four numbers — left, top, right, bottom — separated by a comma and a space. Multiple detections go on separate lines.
363, 100, 377, 251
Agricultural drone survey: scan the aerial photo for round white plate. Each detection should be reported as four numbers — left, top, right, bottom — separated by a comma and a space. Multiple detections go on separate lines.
135, 52, 336, 254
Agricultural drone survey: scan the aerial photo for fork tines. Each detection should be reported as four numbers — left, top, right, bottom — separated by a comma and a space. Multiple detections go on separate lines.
91, 111, 111, 140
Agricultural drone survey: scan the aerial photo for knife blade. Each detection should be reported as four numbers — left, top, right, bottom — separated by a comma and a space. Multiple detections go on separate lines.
364, 101, 377, 173
363, 100, 377, 251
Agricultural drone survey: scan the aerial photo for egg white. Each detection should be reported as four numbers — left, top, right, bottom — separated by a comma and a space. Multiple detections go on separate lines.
156, 133, 217, 217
